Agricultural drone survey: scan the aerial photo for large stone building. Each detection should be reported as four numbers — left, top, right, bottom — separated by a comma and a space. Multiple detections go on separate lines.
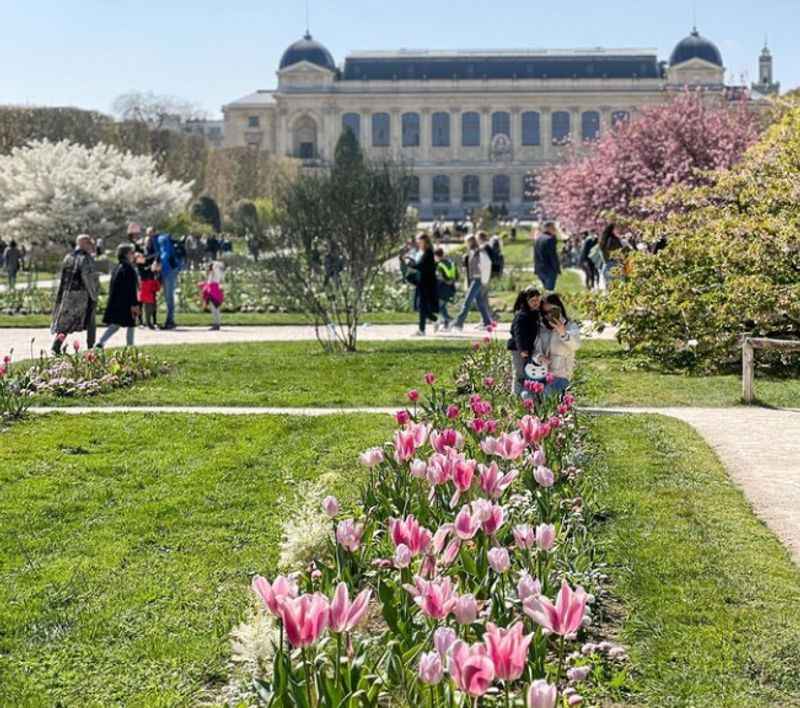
223, 28, 777, 219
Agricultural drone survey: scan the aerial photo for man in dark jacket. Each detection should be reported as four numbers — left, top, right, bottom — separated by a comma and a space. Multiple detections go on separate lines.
97, 244, 140, 348
533, 221, 561, 291
51, 235, 99, 353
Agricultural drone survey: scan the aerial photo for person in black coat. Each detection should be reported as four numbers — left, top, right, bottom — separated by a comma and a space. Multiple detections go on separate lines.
97, 244, 140, 348
533, 221, 561, 291
409, 233, 439, 336
508, 286, 542, 395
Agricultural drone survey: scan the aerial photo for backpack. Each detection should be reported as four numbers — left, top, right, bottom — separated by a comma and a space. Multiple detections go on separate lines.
488, 243, 504, 278
436, 259, 458, 301
588, 243, 605, 271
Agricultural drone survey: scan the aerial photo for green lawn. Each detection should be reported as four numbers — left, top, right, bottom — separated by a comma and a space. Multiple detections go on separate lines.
588, 414, 800, 706
0, 413, 394, 705
575, 340, 800, 409
38, 340, 471, 408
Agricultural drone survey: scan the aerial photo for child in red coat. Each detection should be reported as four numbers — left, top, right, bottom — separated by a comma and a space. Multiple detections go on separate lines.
137, 256, 161, 329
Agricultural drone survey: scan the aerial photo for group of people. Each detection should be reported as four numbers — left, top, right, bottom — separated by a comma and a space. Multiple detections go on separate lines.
403, 230, 505, 336
49, 225, 226, 353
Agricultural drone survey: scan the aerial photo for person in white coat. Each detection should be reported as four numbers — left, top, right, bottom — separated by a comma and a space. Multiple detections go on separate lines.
537, 293, 581, 396
452, 233, 492, 331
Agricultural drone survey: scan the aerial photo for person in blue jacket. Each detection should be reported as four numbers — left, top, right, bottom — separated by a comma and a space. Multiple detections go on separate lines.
156, 232, 184, 330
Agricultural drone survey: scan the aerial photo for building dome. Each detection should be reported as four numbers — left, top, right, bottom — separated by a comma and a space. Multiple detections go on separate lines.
279, 32, 336, 71
669, 28, 723, 67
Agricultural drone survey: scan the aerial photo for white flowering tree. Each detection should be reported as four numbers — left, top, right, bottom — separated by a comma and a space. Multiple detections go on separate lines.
0, 139, 192, 247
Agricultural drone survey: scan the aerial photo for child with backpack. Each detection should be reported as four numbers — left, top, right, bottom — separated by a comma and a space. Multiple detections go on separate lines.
434, 246, 457, 331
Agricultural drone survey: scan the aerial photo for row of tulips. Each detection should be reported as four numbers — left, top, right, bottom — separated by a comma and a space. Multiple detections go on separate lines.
245, 337, 627, 706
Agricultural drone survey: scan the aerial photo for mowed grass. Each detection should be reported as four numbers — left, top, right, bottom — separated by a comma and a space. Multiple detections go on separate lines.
0, 413, 394, 705
588, 414, 800, 706
38, 340, 471, 408
575, 340, 800, 409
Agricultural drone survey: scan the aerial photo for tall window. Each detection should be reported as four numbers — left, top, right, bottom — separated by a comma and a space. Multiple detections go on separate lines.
432, 112, 450, 147
342, 113, 361, 143
462, 112, 480, 146
521, 111, 540, 145
551, 111, 570, 144
402, 112, 420, 147
522, 174, 538, 203
492, 175, 510, 203
462, 175, 480, 203
433, 175, 450, 203
372, 113, 390, 147
404, 175, 420, 202
581, 111, 600, 141
248, 116, 260, 128
611, 110, 630, 127
492, 111, 511, 138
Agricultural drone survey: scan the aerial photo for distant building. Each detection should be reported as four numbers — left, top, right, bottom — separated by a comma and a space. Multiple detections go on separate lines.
182, 119, 225, 148
751, 43, 780, 97
223, 28, 777, 218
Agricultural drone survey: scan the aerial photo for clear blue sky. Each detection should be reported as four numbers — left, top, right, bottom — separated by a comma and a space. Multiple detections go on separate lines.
2, 0, 796, 119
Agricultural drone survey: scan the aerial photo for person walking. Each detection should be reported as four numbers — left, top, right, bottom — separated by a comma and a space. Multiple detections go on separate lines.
51, 235, 99, 353
97, 244, 140, 348
3, 240, 22, 290
434, 246, 457, 331
539, 293, 581, 397
579, 231, 599, 290
157, 232, 183, 330
508, 286, 542, 396
200, 260, 225, 331
452, 234, 492, 331
599, 223, 625, 286
408, 233, 438, 336
533, 221, 561, 291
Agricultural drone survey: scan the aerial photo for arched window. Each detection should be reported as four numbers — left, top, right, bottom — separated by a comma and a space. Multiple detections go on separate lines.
342, 113, 361, 143
292, 115, 318, 159
433, 175, 450, 203
611, 110, 630, 127
521, 111, 540, 146
492, 111, 511, 138
551, 111, 570, 144
404, 175, 420, 203
462, 112, 480, 146
432, 112, 450, 147
372, 113, 390, 147
581, 111, 600, 141
402, 112, 420, 147
522, 174, 538, 203
492, 174, 510, 203
462, 175, 480, 203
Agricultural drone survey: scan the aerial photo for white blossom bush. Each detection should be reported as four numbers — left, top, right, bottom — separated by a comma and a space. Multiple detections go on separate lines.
0, 139, 192, 247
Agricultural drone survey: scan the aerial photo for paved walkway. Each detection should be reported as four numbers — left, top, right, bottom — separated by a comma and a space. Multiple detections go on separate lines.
0, 274, 110, 293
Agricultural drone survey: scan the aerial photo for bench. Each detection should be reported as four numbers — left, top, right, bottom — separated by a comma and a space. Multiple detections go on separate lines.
741, 337, 800, 404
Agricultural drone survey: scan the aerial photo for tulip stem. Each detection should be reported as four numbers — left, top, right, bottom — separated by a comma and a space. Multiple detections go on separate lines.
504, 681, 511, 708
301, 647, 314, 707
335, 633, 342, 688
556, 635, 566, 684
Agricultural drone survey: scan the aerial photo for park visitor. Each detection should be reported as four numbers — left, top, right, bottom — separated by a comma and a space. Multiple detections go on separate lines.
408, 233, 439, 337
533, 221, 561, 291
452, 234, 492, 332
538, 293, 581, 397
3, 239, 21, 290
136, 252, 161, 330
127, 222, 143, 253
599, 223, 625, 286
200, 260, 225, 331
157, 232, 183, 330
579, 231, 600, 290
488, 234, 505, 280
97, 244, 140, 348
434, 246, 457, 331
51, 235, 99, 354
508, 286, 542, 396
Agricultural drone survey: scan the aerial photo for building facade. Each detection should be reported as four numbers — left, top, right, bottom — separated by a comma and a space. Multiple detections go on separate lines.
223, 28, 776, 219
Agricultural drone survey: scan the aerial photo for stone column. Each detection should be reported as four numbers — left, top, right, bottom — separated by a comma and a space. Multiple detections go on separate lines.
569, 106, 581, 145
540, 107, 551, 159
451, 170, 462, 216
277, 107, 290, 157
450, 106, 462, 158
480, 106, 491, 159
510, 106, 521, 148
390, 107, 402, 155
322, 104, 337, 162
599, 105, 612, 136
360, 107, 370, 151
421, 108, 431, 162
420, 172, 432, 219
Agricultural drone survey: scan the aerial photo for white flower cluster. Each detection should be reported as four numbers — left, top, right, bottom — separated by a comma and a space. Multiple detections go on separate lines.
277, 478, 335, 571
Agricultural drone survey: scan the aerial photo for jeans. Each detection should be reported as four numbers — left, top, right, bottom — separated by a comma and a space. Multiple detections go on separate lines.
537, 270, 558, 291
7, 271, 17, 290
85, 300, 97, 349
544, 376, 570, 397
455, 279, 492, 328
511, 350, 527, 396
210, 303, 221, 328
162, 270, 178, 325
439, 300, 451, 325
98, 324, 135, 347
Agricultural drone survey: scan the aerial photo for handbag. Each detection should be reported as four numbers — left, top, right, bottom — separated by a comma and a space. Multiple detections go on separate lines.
524, 355, 548, 381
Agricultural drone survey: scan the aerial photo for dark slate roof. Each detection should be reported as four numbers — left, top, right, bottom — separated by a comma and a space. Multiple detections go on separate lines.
279, 32, 336, 71
342, 52, 663, 81
669, 29, 723, 67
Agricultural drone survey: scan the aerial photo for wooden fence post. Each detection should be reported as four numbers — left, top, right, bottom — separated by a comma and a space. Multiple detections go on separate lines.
742, 339, 754, 404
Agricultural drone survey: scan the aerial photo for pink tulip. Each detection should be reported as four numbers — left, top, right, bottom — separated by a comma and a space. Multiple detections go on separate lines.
434, 626, 458, 659
329, 582, 371, 633
533, 465, 555, 488
394, 543, 412, 568
389, 515, 432, 556
518, 415, 544, 444
252, 574, 298, 616
527, 679, 558, 708
420, 553, 437, 578
431, 523, 453, 553
72, 340, 80, 352
485, 419, 498, 434
394, 429, 417, 462
472, 341, 481, 350
450, 641, 496, 696
446, 404, 460, 419
279, 592, 330, 647
431, 428, 464, 454
484, 621, 533, 681
336, 519, 364, 552
408, 422, 430, 447
359, 447, 384, 468
395, 409, 410, 425
322, 495, 340, 517
442, 538, 461, 567
567, 666, 591, 682
568, 694, 583, 706
481, 504, 505, 536
418, 651, 444, 685
405, 576, 458, 620
453, 593, 479, 625
488, 547, 511, 573
424, 372, 436, 385
410, 458, 428, 478
471, 418, 487, 434
545, 372, 555, 385
524, 580, 588, 636
513, 524, 536, 550
523, 398, 534, 410
408, 389, 420, 402
532, 447, 546, 466
517, 572, 541, 602
56, 333, 66, 342
471, 498, 493, 522
480, 436, 498, 455
536, 523, 556, 551
454, 505, 480, 540
483, 376, 495, 388
494, 432, 527, 461
450, 458, 477, 506
479, 462, 517, 499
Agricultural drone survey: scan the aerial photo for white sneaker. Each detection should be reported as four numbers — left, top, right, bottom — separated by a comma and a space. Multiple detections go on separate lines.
411, 329, 426, 337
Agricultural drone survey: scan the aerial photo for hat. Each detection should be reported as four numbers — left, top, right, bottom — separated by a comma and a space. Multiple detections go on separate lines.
127, 222, 142, 235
